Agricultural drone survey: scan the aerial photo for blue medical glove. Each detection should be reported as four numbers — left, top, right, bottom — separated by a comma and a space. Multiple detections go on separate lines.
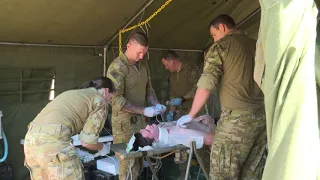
166, 111, 174, 121
144, 106, 162, 117
176, 114, 192, 128
156, 104, 167, 113
169, 98, 182, 106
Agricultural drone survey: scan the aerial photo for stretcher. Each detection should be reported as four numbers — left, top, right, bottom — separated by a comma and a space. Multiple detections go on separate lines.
110, 141, 209, 180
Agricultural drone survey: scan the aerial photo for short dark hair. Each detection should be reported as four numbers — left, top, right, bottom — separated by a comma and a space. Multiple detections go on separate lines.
161, 49, 180, 61
130, 132, 154, 152
208, 14, 236, 29
129, 32, 149, 47
81, 77, 115, 93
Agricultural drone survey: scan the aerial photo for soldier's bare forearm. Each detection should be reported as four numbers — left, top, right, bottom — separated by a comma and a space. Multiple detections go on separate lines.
147, 91, 159, 105
189, 88, 210, 118
122, 101, 145, 115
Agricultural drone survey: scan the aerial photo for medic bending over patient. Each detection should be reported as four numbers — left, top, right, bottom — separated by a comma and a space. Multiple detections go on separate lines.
127, 115, 215, 152
24, 77, 114, 180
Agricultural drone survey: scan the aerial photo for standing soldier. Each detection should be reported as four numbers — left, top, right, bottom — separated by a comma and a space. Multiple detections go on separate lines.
177, 14, 266, 179
161, 49, 203, 121
107, 32, 166, 180
161, 50, 211, 179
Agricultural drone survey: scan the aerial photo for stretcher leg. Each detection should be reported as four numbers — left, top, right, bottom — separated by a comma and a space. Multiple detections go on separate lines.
192, 141, 209, 180
184, 142, 194, 180
145, 156, 159, 180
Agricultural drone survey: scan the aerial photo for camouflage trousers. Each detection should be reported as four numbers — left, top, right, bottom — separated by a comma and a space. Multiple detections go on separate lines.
112, 113, 146, 180
210, 108, 267, 180
24, 123, 84, 180
115, 153, 143, 180
199, 145, 211, 174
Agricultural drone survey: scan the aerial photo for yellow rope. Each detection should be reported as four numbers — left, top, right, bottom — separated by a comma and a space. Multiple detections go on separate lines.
118, 0, 173, 54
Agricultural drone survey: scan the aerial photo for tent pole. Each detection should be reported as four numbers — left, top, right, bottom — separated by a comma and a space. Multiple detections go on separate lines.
103, 0, 156, 47
236, 8, 261, 28
110, 46, 203, 53
148, 47, 203, 52
103, 47, 108, 76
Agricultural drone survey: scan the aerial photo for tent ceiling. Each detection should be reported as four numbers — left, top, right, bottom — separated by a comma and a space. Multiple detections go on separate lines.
3, 0, 318, 49
112, 0, 260, 49
0, 0, 148, 46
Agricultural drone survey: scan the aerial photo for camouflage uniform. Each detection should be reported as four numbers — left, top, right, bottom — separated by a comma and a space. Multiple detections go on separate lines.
24, 88, 108, 180
107, 53, 158, 180
169, 62, 202, 119
197, 31, 266, 179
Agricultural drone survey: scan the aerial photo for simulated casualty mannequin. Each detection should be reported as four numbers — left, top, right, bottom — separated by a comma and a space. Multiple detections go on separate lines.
177, 14, 266, 180
127, 115, 215, 151
107, 32, 166, 180
161, 50, 202, 121
254, 0, 320, 179
24, 77, 114, 180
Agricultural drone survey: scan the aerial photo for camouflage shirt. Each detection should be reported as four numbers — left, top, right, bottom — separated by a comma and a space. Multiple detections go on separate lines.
170, 62, 201, 109
32, 88, 107, 144
107, 53, 158, 115
197, 30, 264, 110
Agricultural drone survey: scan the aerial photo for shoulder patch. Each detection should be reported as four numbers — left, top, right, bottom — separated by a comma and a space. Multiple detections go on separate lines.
111, 58, 125, 69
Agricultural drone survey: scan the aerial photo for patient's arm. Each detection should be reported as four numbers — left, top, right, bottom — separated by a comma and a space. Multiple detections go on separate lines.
184, 123, 214, 145
158, 115, 215, 134
187, 115, 216, 133
186, 121, 212, 133
203, 132, 214, 145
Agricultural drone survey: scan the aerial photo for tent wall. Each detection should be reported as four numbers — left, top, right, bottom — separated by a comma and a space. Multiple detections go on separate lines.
0, 45, 103, 180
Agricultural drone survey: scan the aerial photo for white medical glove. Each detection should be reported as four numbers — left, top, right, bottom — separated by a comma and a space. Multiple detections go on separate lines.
97, 142, 111, 156
75, 148, 91, 157
155, 104, 167, 113
143, 106, 162, 117
176, 114, 192, 128
83, 154, 95, 163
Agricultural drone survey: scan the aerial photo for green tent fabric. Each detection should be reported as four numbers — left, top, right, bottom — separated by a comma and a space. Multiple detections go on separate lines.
0, 46, 104, 180
256, 0, 320, 179
0, 0, 261, 49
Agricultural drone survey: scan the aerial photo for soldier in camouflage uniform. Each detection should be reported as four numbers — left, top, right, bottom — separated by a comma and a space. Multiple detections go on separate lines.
107, 32, 166, 180
176, 14, 266, 180
161, 50, 203, 121
161, 50, 210, 178
24, 77, 115, 180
